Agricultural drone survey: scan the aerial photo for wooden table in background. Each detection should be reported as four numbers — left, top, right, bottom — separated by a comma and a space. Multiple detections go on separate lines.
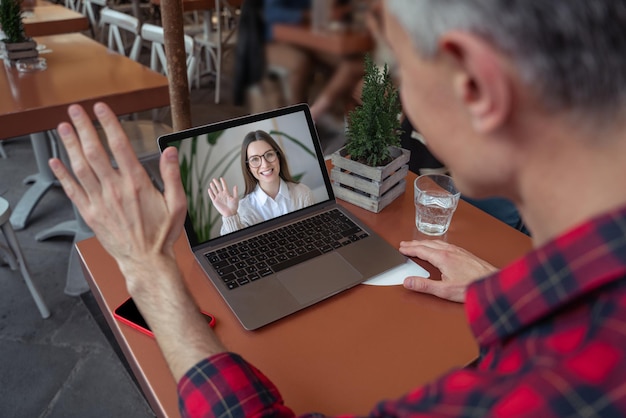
273, 23, 374, 57
22, 0, 56, 7
23, 4, 89, 37
1, 33, 169, 229
273, 23, 373, 115
77, 164, 532, 417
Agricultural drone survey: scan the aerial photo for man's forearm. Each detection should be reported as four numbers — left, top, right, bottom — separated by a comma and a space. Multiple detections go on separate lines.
126, 256, 228, 381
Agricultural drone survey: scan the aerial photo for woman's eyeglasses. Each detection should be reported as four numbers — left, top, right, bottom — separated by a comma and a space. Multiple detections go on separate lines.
247, 150, 278, 168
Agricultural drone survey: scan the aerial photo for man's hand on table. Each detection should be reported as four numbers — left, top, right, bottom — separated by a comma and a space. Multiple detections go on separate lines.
399, 240, 498, 303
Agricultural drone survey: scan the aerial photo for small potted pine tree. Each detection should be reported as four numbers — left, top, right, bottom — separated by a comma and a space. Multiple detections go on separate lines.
0, 0, 38, 61
330, 54, 410, 213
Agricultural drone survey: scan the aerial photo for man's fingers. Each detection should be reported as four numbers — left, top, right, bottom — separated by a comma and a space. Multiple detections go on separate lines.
404, 276, 436, 294
403, 276, 464, 303
399, 242, 447, 269
67, 104, 117, 184
55, 117, 103, 201
160, 147, 187, 243
400, 239, 450, 252
48, 156, 89, 210
93, 103, 142, 180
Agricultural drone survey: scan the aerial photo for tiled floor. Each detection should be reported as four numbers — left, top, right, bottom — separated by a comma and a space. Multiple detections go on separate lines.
0, 72, 346, 415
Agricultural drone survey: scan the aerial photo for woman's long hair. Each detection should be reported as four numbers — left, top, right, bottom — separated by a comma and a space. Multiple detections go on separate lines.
241, 130, 298, 195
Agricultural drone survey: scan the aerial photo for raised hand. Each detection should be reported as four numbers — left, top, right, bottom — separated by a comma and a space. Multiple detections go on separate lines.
399, 240, 498, 303
208, 177, 239, 217
48, 103, 188, 293
49, 103, 226, 380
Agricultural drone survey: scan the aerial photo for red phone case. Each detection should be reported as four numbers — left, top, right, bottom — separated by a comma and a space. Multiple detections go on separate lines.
114, 298, 215, 337
114, 311, 156, 338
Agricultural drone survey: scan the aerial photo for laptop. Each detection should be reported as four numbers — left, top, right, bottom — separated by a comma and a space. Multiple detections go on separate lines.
158, 104, 406, 330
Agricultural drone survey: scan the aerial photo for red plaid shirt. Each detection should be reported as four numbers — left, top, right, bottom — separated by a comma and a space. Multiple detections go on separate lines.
178, 206, 626, 417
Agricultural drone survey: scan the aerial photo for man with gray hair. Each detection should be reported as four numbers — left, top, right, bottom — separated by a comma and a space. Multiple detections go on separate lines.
49, 0, 626, 416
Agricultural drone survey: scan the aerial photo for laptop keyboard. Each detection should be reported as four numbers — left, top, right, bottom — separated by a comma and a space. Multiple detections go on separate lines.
205, 209, 369, 290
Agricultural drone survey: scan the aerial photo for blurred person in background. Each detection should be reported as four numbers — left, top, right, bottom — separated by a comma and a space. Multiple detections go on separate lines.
235, 0, 367, 125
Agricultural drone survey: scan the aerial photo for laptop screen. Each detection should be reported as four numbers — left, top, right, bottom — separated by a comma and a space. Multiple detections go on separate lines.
158, 105, 334, 247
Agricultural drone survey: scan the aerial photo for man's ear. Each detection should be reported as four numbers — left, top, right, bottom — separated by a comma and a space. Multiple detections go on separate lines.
439, 31, 512, 133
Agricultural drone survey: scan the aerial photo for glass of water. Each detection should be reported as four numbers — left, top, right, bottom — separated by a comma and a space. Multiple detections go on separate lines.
414, 174, 460, 236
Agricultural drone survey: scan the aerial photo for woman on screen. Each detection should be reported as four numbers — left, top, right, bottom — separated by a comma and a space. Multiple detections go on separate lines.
208, 130, 315, 235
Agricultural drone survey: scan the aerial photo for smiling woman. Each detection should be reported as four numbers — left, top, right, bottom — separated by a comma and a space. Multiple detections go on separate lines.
208, 130, 315, 235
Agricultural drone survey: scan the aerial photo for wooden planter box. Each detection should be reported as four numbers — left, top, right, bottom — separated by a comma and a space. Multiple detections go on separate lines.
330, 146, 410, 213
1, 39, 38, 61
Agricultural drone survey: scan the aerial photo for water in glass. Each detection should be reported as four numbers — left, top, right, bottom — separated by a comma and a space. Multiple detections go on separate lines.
415, 192, 457, 235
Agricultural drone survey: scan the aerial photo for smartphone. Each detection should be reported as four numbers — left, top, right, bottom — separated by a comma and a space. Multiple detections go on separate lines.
114, 297, 216, 338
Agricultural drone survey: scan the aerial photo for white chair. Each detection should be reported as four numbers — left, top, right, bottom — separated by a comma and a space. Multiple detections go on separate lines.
194, 0, 240, 103
98, 7, 143, 60
82, 0, 152, 39
141, 22, 199, 90
81, 0, 108, 39
1, 197, 50, 319
108, 0, 152, 22
65, 0, 81, 11
95, 8, 173, 143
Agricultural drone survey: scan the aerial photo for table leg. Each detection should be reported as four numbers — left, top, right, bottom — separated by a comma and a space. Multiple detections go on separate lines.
65, 228, 95, 296
9, 132, 57, 230
34, 133, 94, 242
202, 10, 213, 75
61, 146, 95, 295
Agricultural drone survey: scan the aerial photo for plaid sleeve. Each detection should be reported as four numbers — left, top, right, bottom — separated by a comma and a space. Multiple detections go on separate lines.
178, 352, 297, 418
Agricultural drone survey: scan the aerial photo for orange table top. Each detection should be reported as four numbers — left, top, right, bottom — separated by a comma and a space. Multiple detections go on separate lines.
22, 4, 89, 37
0, 33, 170, 140
77, 165, 532, 417
273, 23, 374, 57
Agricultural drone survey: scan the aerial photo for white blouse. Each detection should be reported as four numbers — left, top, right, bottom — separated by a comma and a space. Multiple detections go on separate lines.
220, 179, 314, 235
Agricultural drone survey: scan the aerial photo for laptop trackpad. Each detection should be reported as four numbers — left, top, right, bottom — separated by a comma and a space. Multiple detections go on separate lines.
277, 253, 363, 305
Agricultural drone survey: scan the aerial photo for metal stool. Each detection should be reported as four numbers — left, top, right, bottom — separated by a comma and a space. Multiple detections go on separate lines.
0, 197, 50, 318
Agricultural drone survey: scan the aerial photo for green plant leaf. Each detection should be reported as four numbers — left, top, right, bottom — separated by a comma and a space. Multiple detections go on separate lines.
0, 0, 27, 43
345, 54, 402, 167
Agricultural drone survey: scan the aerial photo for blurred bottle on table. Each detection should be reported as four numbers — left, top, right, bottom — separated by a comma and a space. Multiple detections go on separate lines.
312, 0, 331, 32
350, 0, 371, 30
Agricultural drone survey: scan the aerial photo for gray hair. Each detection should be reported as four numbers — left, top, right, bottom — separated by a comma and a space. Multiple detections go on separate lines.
386, 0, 626, 117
